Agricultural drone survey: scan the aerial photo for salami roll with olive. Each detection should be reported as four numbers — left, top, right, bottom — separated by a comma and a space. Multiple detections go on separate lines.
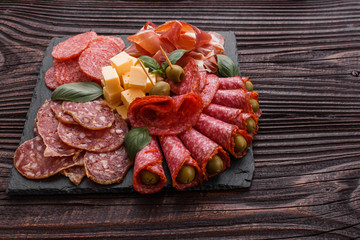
159, 135, 202, 190
179, 128, 230, 180
218, 76, 253, 91
133, 136, 167, 194
203, 104, 259, 135
195, 113, 253, 159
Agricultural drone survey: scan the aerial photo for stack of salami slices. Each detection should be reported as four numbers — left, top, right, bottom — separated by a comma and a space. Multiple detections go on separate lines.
14, 99, 131, 186
45, 32, 125, 89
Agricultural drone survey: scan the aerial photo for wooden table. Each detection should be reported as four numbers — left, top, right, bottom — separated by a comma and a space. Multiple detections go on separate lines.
1, 0, 360, 239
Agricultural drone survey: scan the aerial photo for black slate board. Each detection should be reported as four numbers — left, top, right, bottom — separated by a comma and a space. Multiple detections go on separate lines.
6, 31, 254, 195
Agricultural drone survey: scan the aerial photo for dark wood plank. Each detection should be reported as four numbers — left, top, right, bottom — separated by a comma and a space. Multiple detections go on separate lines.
0, 0, 360, 239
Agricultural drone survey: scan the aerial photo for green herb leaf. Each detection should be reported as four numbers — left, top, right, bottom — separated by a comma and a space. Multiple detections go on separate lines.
152, 69, 166, 78
162, 49, 187, 70
216, 54, 241, 77
139, 56, 161, 72
124, 127, 151, 161
51, 82, 103, 102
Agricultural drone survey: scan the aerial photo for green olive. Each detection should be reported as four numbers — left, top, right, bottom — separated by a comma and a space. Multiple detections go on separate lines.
249, 98, 259, 113
245, 117, 257, 133
149, 81, 171, 96
177, 165, 196, 184
245, 81, 254, 91
234, 135, 247, 153
206, 155, 224, 174
165, 65, 185, 83
140, 169, 160, 185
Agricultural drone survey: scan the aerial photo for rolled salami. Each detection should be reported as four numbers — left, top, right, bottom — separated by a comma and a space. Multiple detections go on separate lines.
179, 128, 230, 180
159, 135, 202, 190
195, 113, 253, 158
218, 76, 251, 90
133, 136, 167, 194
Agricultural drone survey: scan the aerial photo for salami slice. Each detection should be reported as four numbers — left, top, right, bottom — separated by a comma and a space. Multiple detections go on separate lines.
159, 135, 202, 190
212, 89, 253, 113
84, 145, 133, 185
78, 47, 116, 83
203, 103, 259, 135
102, 36, 125, 51
36, 101, 79, 157
179, 128, 230, 180
14, 136, 79, 179
88, 37, 122, 55
52, 31, 97, 61
62, 99, 115, 130
218, 76, 250, 90
54, 58, 92, 86
195, 113, 253, 158
128, 93, 203, 135
58, 114, 128, 152
199, 73, 219, 108
133, 136, 167, 194
167, 58, 200, 95
44, 67, 59, 90
62, 166, 86, 186
49, 100, 77, 125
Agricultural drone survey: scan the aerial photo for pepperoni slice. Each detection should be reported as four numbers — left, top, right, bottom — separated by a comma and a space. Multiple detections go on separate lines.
49, 100, 77, 125
44, 67, 59, 90
36, 101, 79, 157
52, 32, 97, 61
84, 145, 133, 185
14, 136, 79, 179
58, 114, 128, 153
133, 136, 167, 194
88, 37, 123, 55
179, 128, 230, 180
195, 113, 253, 159
128, 93, 203, 136
159, 135, 202, 190
53, 58, 92, 86
78, 48, 116, 82
62, 99, 114, 130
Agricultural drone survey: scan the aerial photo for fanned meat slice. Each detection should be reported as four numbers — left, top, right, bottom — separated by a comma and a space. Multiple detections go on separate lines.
179, 128, 230, 180
52, 31, 97, 61
14, 136, 79, 179
78, 47, 116, 83
36, 101, 79, 157
58, 114, 128, 153
128, 93, 203, 136
84, 145, 133, 185
133, 136, 167, 194
62, 99, 115, 130
61, 151, 86, 185
159, 135, 202, 190
44, 67, 59, 90
50, 100, 77, 125
54, 58, 93, 86
199, 73, 219, 108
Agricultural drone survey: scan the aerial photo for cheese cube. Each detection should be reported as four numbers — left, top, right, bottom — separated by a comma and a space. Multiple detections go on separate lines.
129, 66, 148, 89
121, 88, 145, 108
110, 52, 137, 76
103, 86, 122, 107
121, 72, 130, 89
144, 74, 156, 93
101, 66, 123, 93
116, 105, 128, 122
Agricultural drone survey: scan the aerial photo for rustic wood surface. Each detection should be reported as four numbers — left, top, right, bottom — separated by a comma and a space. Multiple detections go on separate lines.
1, 0, 360, 239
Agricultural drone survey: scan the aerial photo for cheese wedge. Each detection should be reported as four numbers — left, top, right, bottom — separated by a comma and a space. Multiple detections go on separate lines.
121, 88, 145, 108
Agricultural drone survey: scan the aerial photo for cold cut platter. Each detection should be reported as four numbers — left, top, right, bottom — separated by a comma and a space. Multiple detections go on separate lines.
7, 21, 260, 195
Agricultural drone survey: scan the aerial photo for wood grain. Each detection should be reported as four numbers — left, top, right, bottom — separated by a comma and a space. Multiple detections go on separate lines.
1, 0, 360, 239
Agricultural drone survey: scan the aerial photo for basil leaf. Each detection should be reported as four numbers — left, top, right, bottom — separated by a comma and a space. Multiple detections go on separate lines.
124, 127, 151, 161
139, 56, 161, 72
216, 54, 241, 77
162, 49, 187, 70
152, 69, 166, 78
51, 82, 103, 102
